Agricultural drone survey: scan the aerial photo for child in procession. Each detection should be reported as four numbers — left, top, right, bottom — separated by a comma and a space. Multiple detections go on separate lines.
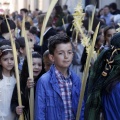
35, 33, 84, 120
11, 52, 42, 120
0, 45, 16, 120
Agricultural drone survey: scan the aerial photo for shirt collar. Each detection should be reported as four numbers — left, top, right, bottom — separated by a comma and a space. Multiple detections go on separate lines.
54, 65, 71, 81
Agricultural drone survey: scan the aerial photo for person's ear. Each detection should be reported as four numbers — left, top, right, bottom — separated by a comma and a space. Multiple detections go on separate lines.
20, 47, 24, 54
49, 54, 54, 63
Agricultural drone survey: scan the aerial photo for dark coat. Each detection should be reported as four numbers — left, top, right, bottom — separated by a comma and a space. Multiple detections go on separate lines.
11, 84, 29, 120
41, 27, 57, 55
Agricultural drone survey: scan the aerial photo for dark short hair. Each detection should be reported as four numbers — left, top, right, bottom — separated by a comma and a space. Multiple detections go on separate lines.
32, 51, 42, 59
16, 37, 25, 48
48, 33, 71, 55
29, 26, 38, 35
109, 2, 117, 10
0, 19, 16, 34
20, 8, 28, 13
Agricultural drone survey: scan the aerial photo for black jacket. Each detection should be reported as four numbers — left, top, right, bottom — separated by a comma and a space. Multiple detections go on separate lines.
11, 84, 29, 120
41, 27, 57, 55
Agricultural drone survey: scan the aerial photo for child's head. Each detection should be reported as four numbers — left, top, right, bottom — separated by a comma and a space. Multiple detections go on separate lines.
48, 33, 73, 70
0, 19, 16, 40
16, 37, 26, 57
43, 50, 53, 71
21, 51, 42, 86
32, 52, 42, 78
0, 45, 14, 78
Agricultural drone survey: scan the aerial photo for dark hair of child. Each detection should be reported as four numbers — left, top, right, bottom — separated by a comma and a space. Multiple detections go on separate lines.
0, 45, 14, 79
48, 33, 71, 55
16, 37, 25, 49
20, 52, 42, 89
0, 19, 16, 34
29, 26, 38, 35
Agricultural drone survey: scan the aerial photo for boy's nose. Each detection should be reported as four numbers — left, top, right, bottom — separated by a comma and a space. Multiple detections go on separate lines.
8, 59, 12, 63
64, 53, 68, 58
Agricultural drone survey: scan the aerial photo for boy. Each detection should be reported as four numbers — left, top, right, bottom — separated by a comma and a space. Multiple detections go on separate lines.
35, 33, 84, 120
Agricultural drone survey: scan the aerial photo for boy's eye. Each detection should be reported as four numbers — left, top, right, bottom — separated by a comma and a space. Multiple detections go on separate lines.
68, 51, 73, 54
11, 57, 14, 60
58, 53, 63, 55
4, 58, 7, 61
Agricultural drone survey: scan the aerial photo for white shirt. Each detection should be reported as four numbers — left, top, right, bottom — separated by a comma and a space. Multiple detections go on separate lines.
0, 74, 16, 120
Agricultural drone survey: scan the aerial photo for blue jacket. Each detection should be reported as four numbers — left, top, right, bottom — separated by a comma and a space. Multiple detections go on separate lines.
102, 82, 120, 120
35, 65, 84, 120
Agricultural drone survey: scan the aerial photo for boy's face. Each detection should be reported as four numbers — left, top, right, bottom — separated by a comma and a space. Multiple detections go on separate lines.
50, 43, 73, 71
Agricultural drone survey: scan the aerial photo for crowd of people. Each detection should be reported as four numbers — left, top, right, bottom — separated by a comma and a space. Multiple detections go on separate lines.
0, 2, 120, 120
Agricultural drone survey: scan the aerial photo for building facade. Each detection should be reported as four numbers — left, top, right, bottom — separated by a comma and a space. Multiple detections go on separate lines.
0, 0, 119, 14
